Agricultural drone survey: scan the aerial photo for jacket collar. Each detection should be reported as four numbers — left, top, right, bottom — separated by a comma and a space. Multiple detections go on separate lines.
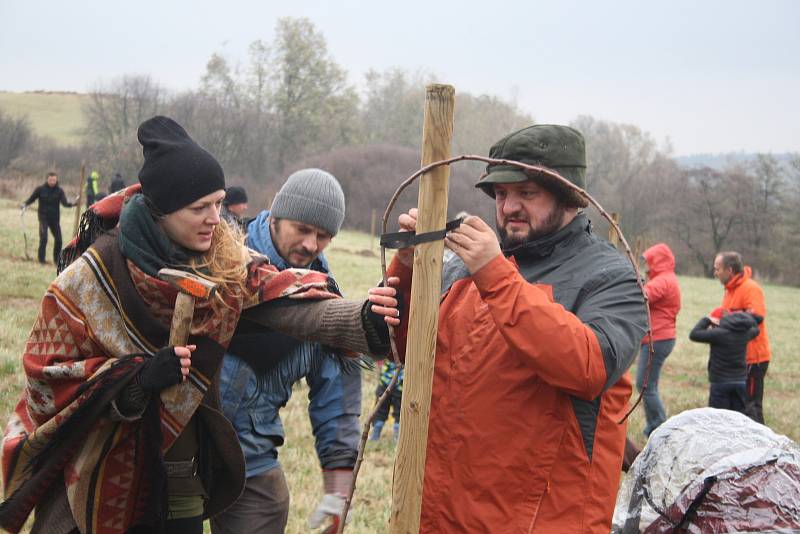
502, 211, 590, 260
246, 210, 330, 273
724, 266, 752, 292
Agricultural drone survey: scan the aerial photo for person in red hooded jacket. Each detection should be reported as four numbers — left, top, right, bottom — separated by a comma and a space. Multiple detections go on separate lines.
636, 243, 681, 436
714, 251, 771, 423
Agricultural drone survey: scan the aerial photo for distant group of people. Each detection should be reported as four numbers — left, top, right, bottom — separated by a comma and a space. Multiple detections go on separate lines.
637, 244, 772, 439
85, 169, 127, 206
22, 168, 127, 266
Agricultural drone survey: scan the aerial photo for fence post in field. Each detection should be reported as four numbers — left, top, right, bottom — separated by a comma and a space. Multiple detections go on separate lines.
73, 162, 85, 237
634, 235, 643, 266
370, 208, 377, 252
608, 212, 620, 248
389, 84, 455, 534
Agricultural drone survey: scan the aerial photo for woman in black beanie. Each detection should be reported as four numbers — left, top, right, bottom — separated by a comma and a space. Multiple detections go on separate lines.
0, 117, 399, 534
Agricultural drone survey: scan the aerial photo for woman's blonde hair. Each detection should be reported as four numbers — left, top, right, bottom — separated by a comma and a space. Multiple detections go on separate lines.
191, 217, 250, 305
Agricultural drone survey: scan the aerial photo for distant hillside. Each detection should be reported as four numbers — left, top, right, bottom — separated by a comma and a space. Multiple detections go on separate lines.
0, 91, 88, 146
675, 151, 795, 170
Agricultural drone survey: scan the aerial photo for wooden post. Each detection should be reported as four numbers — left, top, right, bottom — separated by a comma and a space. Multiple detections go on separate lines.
370, 208, 377, 252
608, 212, 620, 248
389, 84, 455, 534
634, 236, 643, 265
73, 162, 86, 237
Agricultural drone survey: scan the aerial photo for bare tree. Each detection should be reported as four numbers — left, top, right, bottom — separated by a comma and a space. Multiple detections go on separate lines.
669, 167, 744, 276
453, 93, 533, 157
361, 68, 428, 149
270, 17, 360, 173
741, 154, 785, 254
0, 110, 32, 170
571, 115, 671, 239
84, 74, 166, 178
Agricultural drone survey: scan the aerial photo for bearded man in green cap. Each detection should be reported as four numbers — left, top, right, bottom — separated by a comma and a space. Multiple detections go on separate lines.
388, 124, 647, 533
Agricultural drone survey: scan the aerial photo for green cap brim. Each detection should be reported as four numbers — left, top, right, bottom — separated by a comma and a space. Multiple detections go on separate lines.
474, 168, 529, 198
475, 166, 588, 207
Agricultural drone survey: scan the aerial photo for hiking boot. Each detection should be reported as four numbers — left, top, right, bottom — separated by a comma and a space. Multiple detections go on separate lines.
369, 421, 384, 441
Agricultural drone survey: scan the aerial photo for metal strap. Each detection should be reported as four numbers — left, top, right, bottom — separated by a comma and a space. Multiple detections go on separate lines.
380, 217, 464, 250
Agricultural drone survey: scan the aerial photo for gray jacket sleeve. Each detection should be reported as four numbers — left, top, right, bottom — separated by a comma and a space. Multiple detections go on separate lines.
578, 265, 649, 391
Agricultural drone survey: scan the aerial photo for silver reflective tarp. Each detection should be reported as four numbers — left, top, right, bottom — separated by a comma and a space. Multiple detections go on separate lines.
612, 408, 800, 533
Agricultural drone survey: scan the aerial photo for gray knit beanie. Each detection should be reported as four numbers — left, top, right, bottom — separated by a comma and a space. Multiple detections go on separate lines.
270, 168, 345, 235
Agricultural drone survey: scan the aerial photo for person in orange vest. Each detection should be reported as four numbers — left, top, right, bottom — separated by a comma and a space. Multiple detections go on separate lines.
713, 251, 771, 424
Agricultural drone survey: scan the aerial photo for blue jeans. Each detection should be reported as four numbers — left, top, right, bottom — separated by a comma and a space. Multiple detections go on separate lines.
709, 382, 747, 414
636, 339, 676, 437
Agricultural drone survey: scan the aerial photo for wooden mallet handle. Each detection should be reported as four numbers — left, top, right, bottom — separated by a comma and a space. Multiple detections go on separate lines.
169, 292, 196, 346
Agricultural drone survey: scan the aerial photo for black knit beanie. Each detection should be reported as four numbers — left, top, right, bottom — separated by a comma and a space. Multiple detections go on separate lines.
137, 116, 225, 214
224, 186, 248, 206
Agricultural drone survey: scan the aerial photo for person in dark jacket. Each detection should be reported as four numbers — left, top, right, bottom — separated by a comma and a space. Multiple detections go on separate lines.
221, 185, 249, 232
388, 125, 648, 533
108, 172, 125, 194
21, 172, 76, 264
212, 169, 359, 534
689, 307, 761, 414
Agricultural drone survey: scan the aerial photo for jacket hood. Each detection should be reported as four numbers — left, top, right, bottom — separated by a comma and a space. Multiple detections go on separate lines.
246, 210, 329, 272
643, 243, 675, 276
725, 265, 753, 290
720, 311, 759, 332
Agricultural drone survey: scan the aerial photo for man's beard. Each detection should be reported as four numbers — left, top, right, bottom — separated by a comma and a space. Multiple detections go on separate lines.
497, 204, 567, 249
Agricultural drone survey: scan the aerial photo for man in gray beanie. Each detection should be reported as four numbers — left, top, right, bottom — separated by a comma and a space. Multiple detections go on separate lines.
212, 168, 359, 534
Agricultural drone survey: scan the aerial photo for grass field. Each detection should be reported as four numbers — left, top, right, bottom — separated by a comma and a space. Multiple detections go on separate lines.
0, 194, 797, 532
0, 91, 88, 146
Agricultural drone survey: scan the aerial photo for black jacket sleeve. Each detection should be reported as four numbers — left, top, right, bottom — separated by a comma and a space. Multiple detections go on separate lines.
746, 325, 760, 341
689, 317, 722, 344
23, 186, 41, 207
579, 265, 648, 391
59, 188, 75, 208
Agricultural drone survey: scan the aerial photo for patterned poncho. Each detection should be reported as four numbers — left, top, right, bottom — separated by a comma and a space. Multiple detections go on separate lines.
0, 223, 337, 533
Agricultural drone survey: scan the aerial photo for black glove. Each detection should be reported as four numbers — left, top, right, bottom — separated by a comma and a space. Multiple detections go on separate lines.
138, 346, 183, 392
361, 286, 404, 355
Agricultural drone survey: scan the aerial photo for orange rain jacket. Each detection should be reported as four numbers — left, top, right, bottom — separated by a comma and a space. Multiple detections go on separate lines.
641, 243, 681, 344
389, 214, 647, 533
721, 266, 771, 364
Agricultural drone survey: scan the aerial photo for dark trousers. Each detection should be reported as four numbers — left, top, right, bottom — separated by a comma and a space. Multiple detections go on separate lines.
210, 467, 290, 534
746, 361, 769, 424
38, 216, 62, 264
375, 382, 402, 424
709, 382, 747, 414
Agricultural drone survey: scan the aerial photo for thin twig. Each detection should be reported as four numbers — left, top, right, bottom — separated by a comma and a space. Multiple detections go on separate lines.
338, 155, 653, 532
337, 367, 400, 534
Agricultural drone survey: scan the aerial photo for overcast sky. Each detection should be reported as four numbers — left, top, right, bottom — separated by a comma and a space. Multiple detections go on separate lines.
1, 0, 798, 156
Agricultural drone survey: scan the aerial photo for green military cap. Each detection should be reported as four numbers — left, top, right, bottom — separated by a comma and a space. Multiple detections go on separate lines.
475, 124, 588, 208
